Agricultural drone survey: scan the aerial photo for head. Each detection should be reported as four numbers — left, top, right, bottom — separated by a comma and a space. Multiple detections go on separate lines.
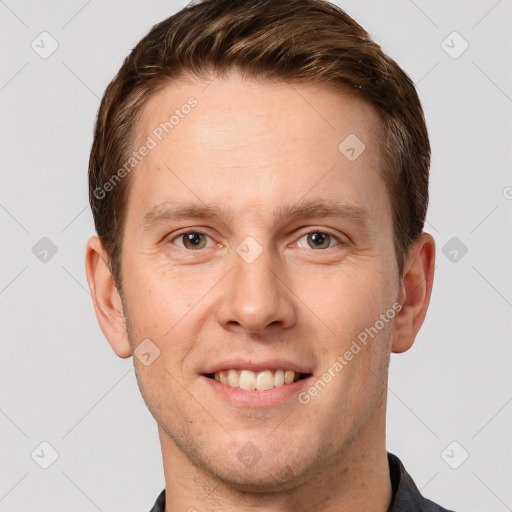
86, 0, 435, 493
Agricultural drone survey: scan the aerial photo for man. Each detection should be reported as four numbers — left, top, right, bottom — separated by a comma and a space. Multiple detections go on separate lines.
85, 0, 453, 510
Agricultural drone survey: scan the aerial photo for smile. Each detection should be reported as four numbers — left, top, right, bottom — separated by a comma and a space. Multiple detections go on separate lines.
204, 369, 311, 391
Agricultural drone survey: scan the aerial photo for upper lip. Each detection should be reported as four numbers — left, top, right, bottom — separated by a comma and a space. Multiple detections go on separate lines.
201, 358, 313, 375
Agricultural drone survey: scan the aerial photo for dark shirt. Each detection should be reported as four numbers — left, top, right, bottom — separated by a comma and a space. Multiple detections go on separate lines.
149, 451, 455, 511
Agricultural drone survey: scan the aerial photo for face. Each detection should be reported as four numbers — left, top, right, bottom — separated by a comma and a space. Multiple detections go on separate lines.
109, 73, 404, 489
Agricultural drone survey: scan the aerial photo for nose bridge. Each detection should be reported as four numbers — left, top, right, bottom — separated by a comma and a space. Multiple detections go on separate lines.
217, 238, 296, 333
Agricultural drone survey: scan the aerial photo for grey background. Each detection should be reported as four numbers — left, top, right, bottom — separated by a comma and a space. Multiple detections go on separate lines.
1, 0, 511, 510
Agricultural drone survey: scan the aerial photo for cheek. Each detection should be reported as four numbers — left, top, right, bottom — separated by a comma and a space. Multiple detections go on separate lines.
121, 262, 192, 365
299, 263, 390, 336
126, 258, 197, 325
124, 269, 200, 423
302, 261, 396, 384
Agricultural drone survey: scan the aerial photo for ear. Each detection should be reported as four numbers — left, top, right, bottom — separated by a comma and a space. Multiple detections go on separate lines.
85, 235, 132, 358
392, 233, 436, 354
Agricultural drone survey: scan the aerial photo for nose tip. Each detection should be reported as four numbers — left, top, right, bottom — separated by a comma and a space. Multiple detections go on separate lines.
228, 291, 283, 332
217, 254, 297, 333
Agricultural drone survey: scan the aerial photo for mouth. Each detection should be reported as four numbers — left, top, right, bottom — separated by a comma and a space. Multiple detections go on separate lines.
202, 369, 312, 391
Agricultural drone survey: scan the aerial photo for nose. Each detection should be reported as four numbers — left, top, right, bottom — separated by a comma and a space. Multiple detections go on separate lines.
216, 243, 297, 334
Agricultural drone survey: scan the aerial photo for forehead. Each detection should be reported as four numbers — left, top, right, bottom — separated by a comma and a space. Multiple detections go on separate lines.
127, 73, 390, 232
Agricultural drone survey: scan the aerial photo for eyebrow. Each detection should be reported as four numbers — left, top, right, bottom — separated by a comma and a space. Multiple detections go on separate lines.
140, 198, 371, 235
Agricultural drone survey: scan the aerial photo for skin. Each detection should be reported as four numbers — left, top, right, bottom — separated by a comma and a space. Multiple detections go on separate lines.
85, 71, 435, 512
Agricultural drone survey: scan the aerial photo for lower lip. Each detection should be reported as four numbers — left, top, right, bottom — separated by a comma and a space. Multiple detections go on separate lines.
201, 375, 313, 408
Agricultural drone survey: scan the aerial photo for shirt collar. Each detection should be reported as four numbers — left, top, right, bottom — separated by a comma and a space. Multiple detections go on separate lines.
386, 452, 453, 511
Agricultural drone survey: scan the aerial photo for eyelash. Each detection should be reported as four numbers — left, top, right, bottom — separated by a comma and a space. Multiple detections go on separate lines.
169, 229, 345, 251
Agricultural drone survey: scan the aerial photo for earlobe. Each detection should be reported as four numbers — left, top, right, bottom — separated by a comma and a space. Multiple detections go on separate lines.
85, 236, 132, 359
391, 233, 436, 354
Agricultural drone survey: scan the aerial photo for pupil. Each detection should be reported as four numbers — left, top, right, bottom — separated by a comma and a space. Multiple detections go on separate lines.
185, 233, 204, 248
188, 233, 200, 245
309, 232, 329, 249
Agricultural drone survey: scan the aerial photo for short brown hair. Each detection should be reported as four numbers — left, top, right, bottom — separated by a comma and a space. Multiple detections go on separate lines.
89, 0, 430, 295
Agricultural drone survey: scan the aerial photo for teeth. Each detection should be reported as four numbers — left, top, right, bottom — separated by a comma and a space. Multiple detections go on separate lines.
212, 369, 306, 390
227, 369, 239, 387
239, 369, 256, 390
284, 370, 295, 384
256, 370, 274, 391
274, 369, 285, 387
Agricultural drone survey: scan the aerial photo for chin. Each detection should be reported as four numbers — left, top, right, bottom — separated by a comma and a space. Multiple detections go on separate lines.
216, 461, 303, 493
200, 438, 316, 493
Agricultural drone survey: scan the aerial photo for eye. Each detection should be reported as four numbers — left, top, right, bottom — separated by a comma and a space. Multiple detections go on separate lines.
171, 231, 214, 250
295, 231, 342, 250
